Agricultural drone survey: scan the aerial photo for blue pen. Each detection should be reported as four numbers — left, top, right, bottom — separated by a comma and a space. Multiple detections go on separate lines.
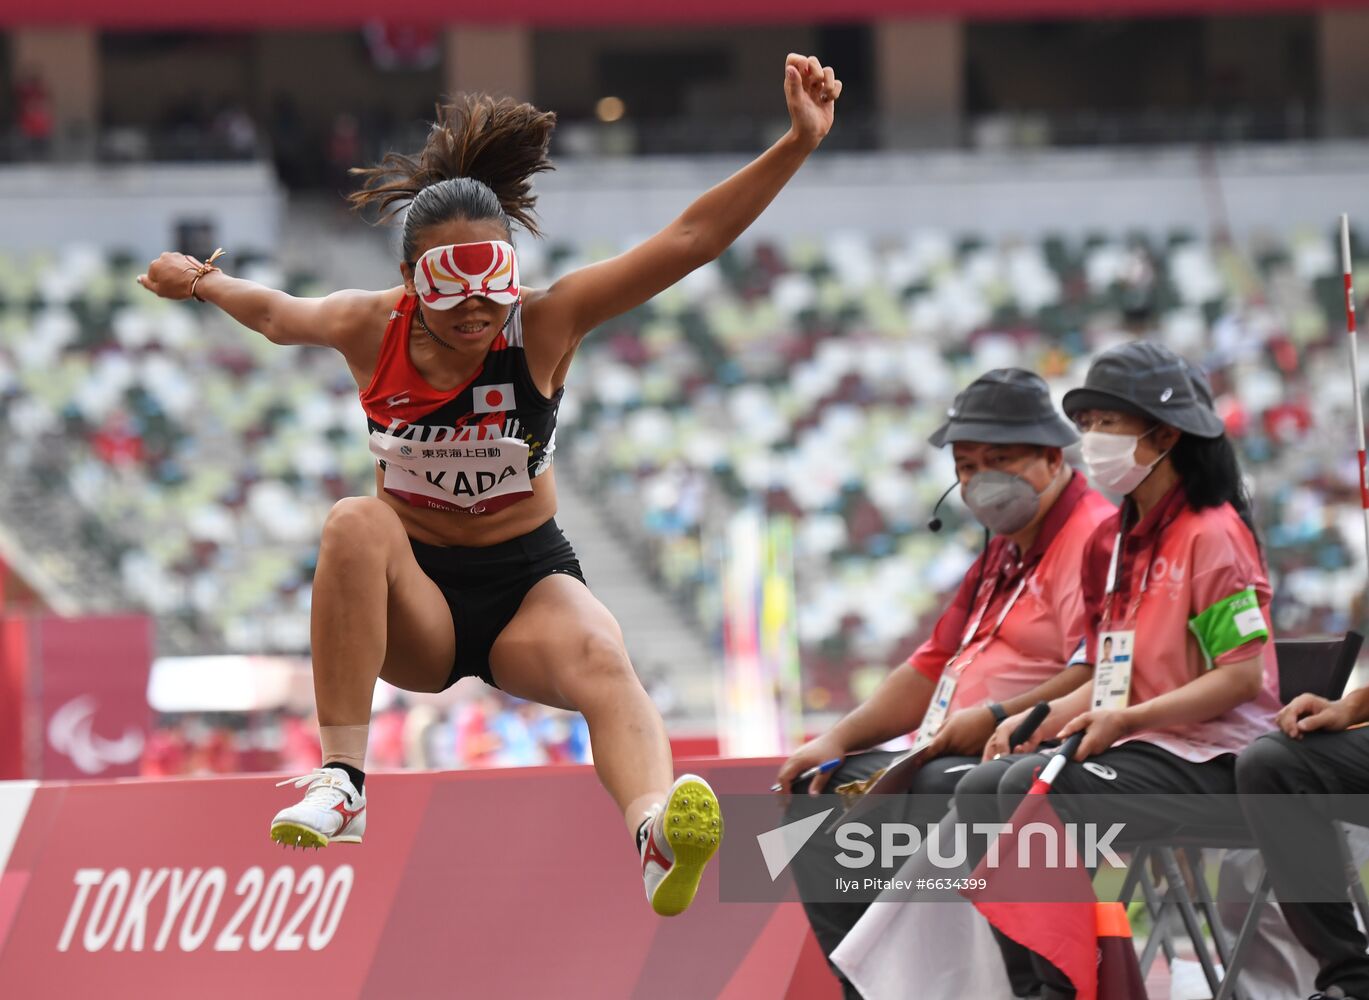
771, 757, 843, 792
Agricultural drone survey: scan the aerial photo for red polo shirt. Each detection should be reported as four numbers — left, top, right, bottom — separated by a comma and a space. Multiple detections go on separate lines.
1079, 484, 1279, 761
909, 471, 1114, 717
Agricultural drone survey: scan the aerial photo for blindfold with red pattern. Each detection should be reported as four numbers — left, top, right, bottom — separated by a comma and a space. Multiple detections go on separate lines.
413, 240, 521, 308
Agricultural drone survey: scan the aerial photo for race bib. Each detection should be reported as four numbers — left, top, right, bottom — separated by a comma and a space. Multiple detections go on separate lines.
1091, 630, 1135, 711
369, 431, 533, 515
912, 673, 957, 751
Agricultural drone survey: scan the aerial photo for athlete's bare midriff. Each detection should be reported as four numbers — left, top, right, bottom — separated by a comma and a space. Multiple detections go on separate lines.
373, 462, 560, 546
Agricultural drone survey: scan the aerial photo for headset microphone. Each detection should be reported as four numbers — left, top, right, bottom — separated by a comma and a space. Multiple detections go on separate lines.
927, 481, 959, 532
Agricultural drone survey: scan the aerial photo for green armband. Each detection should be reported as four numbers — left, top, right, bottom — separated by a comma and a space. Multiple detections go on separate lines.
1188, 587, 1269, 667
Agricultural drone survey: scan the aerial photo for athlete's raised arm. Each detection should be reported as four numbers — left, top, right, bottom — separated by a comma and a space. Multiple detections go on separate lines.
136, 256, 388, 351
536, 53, 841, 344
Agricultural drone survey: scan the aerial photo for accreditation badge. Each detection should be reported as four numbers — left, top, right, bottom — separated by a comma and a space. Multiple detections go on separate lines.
1090, 630, 1135, 711
912, 672, 957, 751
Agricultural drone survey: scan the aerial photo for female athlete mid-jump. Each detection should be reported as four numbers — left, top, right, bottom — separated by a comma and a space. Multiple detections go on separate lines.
138, 53, 841, 916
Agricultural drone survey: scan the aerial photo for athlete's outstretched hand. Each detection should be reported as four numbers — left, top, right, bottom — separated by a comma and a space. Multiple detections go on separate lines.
783, 53, 842, 149
136, 251, 218, 301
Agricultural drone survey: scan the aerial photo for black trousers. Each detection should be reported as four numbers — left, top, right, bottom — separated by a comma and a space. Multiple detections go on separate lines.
786, 750, 981, 1000
1237, 729, 1369, 999
953, 741, 1239, 1000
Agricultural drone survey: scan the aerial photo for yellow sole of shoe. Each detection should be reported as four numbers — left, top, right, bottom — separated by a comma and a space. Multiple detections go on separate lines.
652, 779, 723, 917
269, 822, 329, 850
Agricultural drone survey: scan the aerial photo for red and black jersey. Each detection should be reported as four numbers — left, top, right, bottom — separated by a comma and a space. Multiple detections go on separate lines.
359, 295, 562, 515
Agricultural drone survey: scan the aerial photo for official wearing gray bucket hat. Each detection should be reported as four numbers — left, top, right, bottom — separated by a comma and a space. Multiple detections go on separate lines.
777, 368, 1113, 993
929, 368, 1079, 449
954, 341, 1278, 1000
1061, 340, 1224, 439
924, 368, 1091, 540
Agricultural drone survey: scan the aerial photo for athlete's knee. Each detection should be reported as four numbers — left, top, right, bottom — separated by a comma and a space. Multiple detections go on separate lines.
564, 627, 636, 699
320, 497, 401, 565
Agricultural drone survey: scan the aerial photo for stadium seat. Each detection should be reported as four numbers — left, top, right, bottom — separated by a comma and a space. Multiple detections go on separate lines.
2, 230, 1366, 711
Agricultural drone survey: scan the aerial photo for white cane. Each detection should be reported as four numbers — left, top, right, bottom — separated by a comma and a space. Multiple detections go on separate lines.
1341, 214, 1369, 579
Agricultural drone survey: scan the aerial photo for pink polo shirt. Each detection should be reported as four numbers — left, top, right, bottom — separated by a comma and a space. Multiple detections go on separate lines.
909, 472, 1114, 719
1080, 485, 1279, 762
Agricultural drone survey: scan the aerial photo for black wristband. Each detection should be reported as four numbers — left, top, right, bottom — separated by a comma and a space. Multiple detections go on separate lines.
986, 702, 1008, 725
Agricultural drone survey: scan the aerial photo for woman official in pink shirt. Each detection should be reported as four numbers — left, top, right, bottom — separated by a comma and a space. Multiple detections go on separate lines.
957, 341, 1280, 999
777, 368, 1112, 998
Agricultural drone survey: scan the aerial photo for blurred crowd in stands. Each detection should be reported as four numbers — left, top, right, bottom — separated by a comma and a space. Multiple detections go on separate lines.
556, 226, 1369, 709
1, 225, 1366, 715
141, 691, 591, 777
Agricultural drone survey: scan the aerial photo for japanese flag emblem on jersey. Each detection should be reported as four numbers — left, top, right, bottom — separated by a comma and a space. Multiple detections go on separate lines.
474, 383, 516, 413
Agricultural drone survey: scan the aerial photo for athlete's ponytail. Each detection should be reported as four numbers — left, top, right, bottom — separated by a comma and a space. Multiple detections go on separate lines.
349, 94, 557, 258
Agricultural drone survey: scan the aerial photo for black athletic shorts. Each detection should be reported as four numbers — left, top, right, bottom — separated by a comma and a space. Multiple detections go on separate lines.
408, 518, 586, 689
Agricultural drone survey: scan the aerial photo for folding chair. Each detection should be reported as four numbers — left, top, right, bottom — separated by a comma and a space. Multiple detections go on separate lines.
1113, 631, 1364, 1000
1274, 633, 1364, 707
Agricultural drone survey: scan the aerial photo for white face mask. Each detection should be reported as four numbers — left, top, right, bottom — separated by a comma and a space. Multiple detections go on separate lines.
1080, 428, 1169, 495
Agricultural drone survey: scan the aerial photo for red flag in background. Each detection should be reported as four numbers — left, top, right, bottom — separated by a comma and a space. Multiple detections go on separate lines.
961, 741, 1099, 1000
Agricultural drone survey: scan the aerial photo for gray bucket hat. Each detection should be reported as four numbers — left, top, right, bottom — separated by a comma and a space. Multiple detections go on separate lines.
929, 368, 1079, 448
1061, 341, 1225, 439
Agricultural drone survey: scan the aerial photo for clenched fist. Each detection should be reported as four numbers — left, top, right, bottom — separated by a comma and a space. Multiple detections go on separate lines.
136, 250, 224, 301
783, 53, 842, 149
